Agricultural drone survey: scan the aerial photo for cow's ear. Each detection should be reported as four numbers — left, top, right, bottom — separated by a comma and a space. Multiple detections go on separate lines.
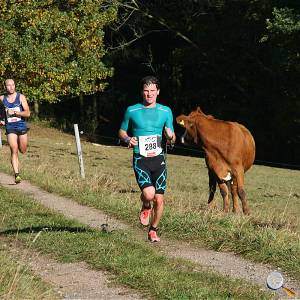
176, 115, 188, 127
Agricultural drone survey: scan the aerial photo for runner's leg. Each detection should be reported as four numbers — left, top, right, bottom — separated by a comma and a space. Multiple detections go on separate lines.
7, 133, 19, 174
141, 186, 155, 206
139, 186, 155, 226
18, 133, 28, 154
151, 153, 166, 228
151, 193, 164, 228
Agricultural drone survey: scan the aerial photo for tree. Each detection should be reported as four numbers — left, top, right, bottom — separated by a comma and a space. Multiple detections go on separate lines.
106, 0, 300, 164
259, 6, 300, 163
0, 0, 118, 103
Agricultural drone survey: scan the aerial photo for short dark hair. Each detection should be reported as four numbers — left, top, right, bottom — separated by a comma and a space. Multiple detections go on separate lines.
140, 76, 160, 90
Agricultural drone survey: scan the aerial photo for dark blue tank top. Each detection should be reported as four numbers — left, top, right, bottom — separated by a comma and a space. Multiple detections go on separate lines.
3, 92, 27, 130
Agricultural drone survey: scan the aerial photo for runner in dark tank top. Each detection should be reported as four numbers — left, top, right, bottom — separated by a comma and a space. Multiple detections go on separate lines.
0, 79, 30, 183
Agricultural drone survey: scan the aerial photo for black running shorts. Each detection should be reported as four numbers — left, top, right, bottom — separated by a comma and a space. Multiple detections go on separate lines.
133, 153, 167, 194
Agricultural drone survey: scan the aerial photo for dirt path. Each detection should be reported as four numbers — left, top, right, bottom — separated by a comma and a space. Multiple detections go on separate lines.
1, 172, 299, 299
4, 242, 142, 300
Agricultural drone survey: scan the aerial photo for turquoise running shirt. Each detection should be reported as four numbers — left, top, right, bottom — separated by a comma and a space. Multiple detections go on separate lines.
120, 103, 174, 155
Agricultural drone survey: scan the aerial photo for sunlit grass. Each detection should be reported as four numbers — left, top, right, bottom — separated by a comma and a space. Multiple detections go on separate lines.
0, 122, 299, 280
0, 187, 271, 299
0, 218, 58, 300
0, 252, 59, 299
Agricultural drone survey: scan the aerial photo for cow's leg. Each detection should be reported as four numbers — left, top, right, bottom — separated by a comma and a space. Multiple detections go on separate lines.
234, 168, 250, 215
230, 178, 241, 213
218, 182, 230, 213
208, 169, 217, 209
205, 152, 231, 182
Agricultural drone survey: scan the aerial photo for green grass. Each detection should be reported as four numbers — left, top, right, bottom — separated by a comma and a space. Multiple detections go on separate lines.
0, 187, 271, 299
0, 239, 58, 299
0, 123, 299, 280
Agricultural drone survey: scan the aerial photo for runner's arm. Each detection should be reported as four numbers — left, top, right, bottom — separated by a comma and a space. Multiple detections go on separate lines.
0, 96, 5, 125
164, 108, 176, 144
164, 127, 176, 144
13, 94, 30, 118
119, 108, 137, 147
118, 129, 138, 148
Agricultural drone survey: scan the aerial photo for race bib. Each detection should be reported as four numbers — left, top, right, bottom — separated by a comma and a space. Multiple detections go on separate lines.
6, 107, 21, 123
138, 135, 162, 157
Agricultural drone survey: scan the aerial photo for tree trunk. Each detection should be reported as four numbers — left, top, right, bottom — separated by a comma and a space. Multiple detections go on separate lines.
34, 101, 39, 116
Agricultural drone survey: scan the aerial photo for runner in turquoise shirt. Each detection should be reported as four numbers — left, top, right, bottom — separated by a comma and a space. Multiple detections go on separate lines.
119, 76, 176, 242
120, 102, 174, 154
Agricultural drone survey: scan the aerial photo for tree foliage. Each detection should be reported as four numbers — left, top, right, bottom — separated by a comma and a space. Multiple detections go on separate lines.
261, 7, 300, 72
0, 0, 118, 102
104, 0, 300, 165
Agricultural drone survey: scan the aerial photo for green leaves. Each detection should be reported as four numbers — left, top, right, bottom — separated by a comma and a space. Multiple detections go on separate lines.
267, 7, 300, 35
0, 0, 118, 103
260, 7, 300, 74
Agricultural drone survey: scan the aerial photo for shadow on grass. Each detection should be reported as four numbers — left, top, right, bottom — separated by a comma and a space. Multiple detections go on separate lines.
0, 226, 94, 235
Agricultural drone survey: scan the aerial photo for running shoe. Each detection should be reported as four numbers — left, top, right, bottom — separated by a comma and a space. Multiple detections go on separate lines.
148, 229, 160, 242
15, 175, 21, 184
139, 207, 151, 226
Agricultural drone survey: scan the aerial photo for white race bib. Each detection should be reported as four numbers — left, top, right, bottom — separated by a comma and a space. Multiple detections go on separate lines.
138, 135, 162, 157
6, 107, 21, 123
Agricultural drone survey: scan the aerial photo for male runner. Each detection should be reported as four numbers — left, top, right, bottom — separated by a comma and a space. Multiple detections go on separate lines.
118, 76, 176, 242
0, 79, 30, 183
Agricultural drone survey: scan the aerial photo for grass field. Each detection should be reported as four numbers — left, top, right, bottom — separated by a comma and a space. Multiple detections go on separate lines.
0, 183, 271, 299
0, 122, 299, 298
0, 228, 58, 299
0, 251, 57, 299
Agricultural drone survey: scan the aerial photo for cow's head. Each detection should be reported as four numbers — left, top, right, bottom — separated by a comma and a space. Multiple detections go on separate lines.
176, 107, 209, 145
176, 114, 198, 146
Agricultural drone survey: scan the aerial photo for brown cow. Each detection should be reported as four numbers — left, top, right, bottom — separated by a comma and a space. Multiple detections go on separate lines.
176, 107, 255, 215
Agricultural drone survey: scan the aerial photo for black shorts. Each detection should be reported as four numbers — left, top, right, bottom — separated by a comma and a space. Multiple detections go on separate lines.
133, 153, 167, 194
6, 128, 29, 135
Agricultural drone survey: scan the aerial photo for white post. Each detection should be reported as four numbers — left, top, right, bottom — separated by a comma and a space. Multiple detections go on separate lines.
74, 124, 85, 179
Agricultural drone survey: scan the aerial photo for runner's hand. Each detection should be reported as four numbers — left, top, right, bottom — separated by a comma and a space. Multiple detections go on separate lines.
164, 127, 175, 143
7, 109, 16, 116
128, 137, 138, 148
